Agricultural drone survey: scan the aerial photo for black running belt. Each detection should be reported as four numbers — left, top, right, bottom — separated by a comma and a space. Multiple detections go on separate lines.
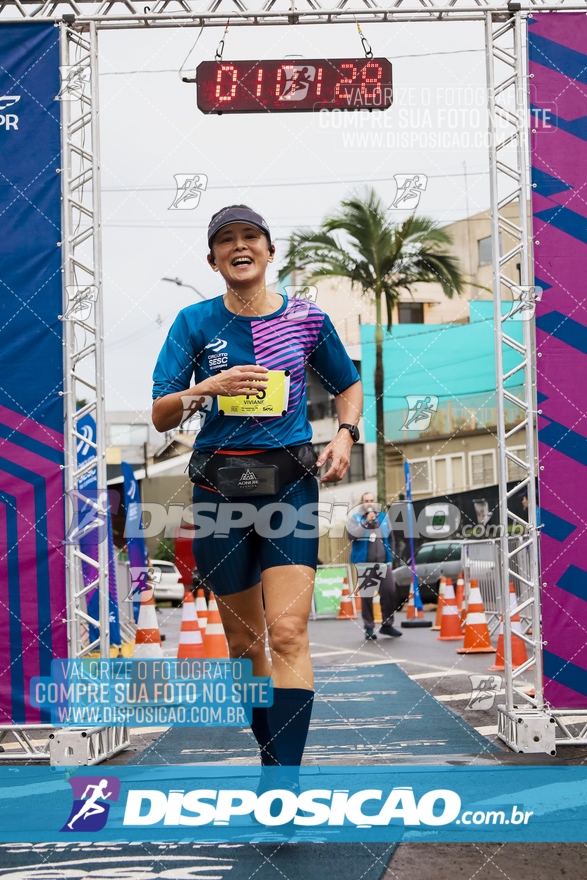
189, 444, 318, 496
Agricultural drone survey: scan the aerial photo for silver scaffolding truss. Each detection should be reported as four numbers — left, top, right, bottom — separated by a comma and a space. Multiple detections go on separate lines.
485, 10, 551, 753
2, 0, 587, 760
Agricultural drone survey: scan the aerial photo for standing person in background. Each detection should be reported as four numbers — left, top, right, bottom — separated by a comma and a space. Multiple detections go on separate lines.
347, 492, 402, 641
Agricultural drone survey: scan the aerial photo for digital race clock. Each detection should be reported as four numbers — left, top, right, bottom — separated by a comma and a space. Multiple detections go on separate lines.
196, 58, 393, 114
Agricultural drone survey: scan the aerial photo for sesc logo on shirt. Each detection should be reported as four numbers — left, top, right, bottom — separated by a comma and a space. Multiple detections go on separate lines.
205, 337, 228, 371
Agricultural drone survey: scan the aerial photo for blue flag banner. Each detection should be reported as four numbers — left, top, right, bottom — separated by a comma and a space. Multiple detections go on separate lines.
1, 765, 587, 843
122, 461, 149, 622
76, 414, 121, 646
0, 23, 67, 723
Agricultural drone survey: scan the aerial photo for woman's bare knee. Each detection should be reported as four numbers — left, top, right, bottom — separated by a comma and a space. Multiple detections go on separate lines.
226, 633, 265, 661
267, 616, 308, 660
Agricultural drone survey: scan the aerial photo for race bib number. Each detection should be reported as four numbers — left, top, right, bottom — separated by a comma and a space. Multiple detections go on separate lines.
217, 370, 290, 417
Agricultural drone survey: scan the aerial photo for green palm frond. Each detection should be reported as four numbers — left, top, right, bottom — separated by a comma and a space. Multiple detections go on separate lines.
279, 186, 467, 331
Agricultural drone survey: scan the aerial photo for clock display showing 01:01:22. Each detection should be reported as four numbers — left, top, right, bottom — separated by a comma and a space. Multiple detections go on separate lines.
196, 58, 394, 114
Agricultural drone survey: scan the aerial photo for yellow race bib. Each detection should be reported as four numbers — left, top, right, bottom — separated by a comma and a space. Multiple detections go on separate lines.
217, 370, 290, 417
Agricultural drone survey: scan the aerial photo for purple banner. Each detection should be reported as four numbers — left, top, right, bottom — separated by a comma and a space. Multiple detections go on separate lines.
530, 13, 587, 708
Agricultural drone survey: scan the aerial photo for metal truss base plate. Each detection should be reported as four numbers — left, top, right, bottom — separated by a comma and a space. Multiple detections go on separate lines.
49, 726, 130, 765
497, 705, 557, 754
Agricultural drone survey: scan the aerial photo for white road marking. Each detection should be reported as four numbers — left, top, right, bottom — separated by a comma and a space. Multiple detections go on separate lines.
410, 669, 476, 680
434, 691, 505, 702
475, 725, 499, 735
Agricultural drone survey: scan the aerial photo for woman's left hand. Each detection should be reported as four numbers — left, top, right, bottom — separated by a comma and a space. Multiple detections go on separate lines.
316, 430, 354, 483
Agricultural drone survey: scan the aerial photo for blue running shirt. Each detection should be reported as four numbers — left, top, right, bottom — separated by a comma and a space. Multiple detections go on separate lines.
152, 294, 360, 451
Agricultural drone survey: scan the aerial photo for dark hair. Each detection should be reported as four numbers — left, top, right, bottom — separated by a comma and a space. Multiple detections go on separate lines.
208, 204, 274, 264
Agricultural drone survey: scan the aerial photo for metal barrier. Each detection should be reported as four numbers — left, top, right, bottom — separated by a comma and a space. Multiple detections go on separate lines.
462, 536, 532, 634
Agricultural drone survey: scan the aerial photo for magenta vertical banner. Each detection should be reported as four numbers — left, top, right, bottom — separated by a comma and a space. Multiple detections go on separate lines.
530, 13, 587, 708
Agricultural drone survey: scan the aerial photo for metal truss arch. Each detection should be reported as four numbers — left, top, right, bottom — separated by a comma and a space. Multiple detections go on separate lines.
2, 0, 587, 27
7, 1, 585, 761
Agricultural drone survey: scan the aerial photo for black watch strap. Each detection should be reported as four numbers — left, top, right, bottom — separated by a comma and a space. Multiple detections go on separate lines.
339, 423, 360, 443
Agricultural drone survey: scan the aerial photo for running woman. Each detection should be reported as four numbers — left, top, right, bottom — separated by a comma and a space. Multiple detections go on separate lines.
152, 205, 362, 774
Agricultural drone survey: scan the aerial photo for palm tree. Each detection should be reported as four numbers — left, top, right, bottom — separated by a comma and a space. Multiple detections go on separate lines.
278, 187, 466, 507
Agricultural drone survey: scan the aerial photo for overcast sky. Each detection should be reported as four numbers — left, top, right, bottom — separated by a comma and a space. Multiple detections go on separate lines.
97, 19, 491, 416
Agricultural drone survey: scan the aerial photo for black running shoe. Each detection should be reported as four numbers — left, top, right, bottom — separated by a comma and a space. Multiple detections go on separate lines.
365, 628, 377, 640
379, 625, 403, 637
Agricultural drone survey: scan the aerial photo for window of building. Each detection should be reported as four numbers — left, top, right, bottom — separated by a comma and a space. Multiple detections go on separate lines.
507, 446, 527, 481
313, 442, 365, 484
478, 233, 503, 266
408, 458, 431, 493
305, 366, 337, 421
107, 423, 149, 447
398, 302, 424, 324
432, 454, 465, 493
470, 451, 496, 487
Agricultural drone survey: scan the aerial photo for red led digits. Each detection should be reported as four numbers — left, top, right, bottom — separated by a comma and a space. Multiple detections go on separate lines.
315, 67, 323, 97
361, 62, 383, 100
215, 65, 238, 102
197, 58, 392, 113
334, 63, 357, 100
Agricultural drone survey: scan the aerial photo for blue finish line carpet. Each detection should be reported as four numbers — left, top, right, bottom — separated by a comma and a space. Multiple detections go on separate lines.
0, 842, 397, 880
131, 662, 497, 764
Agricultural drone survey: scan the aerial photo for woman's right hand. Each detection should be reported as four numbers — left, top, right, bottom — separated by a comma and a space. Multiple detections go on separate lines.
207, 364, 268, 398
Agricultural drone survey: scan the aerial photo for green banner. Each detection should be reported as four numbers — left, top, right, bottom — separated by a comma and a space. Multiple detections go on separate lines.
314, 566, 350, 615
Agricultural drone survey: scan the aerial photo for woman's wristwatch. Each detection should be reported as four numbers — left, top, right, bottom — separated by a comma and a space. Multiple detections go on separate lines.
338, 423, 360, 443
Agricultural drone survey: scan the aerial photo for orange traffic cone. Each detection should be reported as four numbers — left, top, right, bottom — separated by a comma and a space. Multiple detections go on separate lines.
488, 582, 528, 670
203, 592, 229, 659
337, 577, 356, 619
133, 588, 164, 658
406, 580, 424, 620
177, 590, 206, 659
195, 587, 208, 632
431, 577, 446, 631
461, 580, 469, 627
354, 584, 362, 613
456, 580, 495, 654
436, 579, 463, 641
373, 593, 382, 624
455, 574, 465, 614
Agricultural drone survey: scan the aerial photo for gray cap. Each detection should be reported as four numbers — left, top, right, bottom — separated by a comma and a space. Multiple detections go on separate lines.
207, 206, 271, 249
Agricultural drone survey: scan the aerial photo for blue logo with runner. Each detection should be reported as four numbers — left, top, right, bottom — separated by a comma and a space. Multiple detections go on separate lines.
61, 776, 121, 832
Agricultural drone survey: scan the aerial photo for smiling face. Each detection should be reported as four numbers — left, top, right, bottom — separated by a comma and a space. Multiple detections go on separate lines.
207, 222, 274, 287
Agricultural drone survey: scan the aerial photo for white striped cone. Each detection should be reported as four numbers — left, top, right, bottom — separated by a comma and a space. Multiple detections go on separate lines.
406, 581, 424, 619
456, 582, 494, 654
203, 592, 229, 659
437, 580, 464, 641
373, 593, 382, 624
337, 577, 356, 619
133, 588, 164, 658
455, 574, 465, 613
195, 587, 208, 632
489, 582, 527, 670
431, 577, 446, 630
177, 590, 205, 659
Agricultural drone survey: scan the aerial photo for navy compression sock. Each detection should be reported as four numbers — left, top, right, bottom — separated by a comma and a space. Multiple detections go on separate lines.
266, 687, 314, 767
250, 706, 279, 766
